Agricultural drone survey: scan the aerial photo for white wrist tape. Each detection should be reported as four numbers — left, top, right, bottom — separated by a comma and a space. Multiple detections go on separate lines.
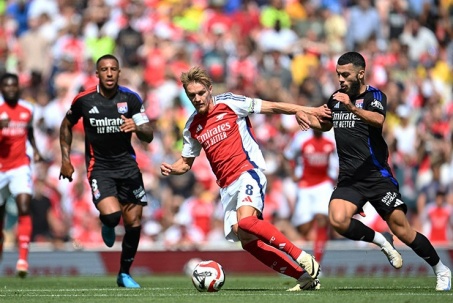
132, 113, 149, 126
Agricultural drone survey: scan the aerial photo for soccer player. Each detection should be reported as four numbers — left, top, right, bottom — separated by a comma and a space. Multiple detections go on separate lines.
308, 51, 451, 291
283, 129, 338, 263
59, 54, 154, 288
160, 66, 330, 291
0, 72, 43, 277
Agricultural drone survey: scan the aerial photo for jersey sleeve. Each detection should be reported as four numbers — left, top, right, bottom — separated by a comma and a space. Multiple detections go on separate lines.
181, 116, 202, 158
364, 90, 387, 116
66, 96, 83, 125
215, 92, 262, 117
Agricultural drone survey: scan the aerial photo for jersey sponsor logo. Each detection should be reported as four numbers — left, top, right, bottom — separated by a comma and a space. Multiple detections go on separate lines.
370, 99, 384, 111
355, 99, 363, 109
196, 122, 231, 150
88, 106, 100, 114
332, 112, 360, 129
216, 113, 227, 121
1, 120, 28, 136
89, 117, 123, 134
117, 102, 128, 114
19, 112, 29, 119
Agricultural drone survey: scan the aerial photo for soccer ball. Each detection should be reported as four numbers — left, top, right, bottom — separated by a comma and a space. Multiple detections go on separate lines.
191, 260, 225, 292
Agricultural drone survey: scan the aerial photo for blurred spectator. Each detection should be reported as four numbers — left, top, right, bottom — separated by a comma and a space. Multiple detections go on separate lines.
421, 186, 453, 244
400, 15, 438, 66
345, 0, 385, 51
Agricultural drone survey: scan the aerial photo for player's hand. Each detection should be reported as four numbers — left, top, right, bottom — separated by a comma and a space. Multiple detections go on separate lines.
295, 111, 310, 131
59, 162, 75, 182
313, 104, 331, 122
333, 92, 354, 110
120, 115, 137, 133
160, 162, 173, 176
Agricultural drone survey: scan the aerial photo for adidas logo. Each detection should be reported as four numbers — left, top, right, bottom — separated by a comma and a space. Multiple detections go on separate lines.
241, 196, 252, 203
89, 106, 100, 114
334, 102, 340, 108
394, 199, 404, 207
196, 124, 203, 133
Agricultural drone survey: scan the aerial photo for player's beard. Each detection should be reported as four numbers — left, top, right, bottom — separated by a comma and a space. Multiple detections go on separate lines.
346, 76, 361, 97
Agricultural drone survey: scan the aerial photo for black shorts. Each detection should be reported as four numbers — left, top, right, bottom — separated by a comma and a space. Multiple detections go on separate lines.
330, 177, 407, 219
88, 167, 148, 206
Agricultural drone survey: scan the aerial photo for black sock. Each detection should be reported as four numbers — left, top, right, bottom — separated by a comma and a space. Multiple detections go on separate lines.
119, 226, 141, 275
342, 218, 376, 242
408, 232, 440, 266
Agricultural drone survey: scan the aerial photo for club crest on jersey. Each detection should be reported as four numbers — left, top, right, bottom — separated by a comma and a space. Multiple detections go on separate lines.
117, 102, 128, 114
216, 113, 227, 121
355, 99, 363, 109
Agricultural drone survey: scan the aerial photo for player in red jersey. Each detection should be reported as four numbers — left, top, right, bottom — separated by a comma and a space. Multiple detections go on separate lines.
160, 66, 331, 291
284, 129, 338, 263
59, 55, 154, 288
0, 73, 43, 277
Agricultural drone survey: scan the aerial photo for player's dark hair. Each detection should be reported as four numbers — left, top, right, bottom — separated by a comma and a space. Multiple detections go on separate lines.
96, 54, 119, 68
0, 72, 19, 84
180, 66, 212, 91
337, 52, 366, 69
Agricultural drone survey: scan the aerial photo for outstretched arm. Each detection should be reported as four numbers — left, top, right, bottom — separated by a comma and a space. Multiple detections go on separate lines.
260, 101, 332, 130
120, 115, 154, 143
160, 156, 195, 176
59, 117, 75, 182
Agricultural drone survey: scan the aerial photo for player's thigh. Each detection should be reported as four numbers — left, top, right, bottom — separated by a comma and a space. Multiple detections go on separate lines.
311, 181, 334, 216
291, 188, 314, 227
329, 186, 364, 223
121, 203, 143, 227
7, 165, 32, 198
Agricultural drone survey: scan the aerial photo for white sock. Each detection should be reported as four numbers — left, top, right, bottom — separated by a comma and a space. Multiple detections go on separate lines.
372, 232, 387, 247
433, 260, 449, 274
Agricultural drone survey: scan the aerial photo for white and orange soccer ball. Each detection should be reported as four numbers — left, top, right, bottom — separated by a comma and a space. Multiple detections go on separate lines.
191, 260, 225, 292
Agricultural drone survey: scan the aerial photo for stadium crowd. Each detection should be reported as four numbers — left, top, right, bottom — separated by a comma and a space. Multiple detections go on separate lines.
1, 0, 453, 251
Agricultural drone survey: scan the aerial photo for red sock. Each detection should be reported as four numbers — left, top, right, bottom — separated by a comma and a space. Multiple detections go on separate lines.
243, 239, 303, 279
238, 216, 303, 260
314, 224, 328, 263
17, 215, 32, 261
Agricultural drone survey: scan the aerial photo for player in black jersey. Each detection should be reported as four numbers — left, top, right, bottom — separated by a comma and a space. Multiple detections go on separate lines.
59, 54, 154, 288
308, 52, 451, 291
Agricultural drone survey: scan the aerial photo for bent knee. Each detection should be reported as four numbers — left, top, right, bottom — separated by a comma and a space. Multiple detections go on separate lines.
329, 212, 351, 232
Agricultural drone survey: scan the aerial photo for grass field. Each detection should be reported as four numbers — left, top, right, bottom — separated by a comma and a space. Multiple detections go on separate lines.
0, 275, 451, 303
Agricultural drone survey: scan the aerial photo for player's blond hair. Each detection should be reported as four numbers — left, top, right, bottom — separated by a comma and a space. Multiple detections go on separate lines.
180, 66, 212, 91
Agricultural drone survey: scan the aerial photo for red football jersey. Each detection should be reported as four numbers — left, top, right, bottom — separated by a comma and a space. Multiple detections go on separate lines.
0, 99, 34, 171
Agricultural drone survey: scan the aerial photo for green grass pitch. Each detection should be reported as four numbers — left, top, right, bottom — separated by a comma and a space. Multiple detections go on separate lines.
0, 275, 451, 303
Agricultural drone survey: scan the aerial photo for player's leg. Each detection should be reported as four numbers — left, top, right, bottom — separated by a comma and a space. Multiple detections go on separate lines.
386, 208, 451, 291
0, 202, 5, 261
309, 181, 333, 263
117, 202, 142, 288
9, 166, 34, 278
237, 227, 319, 291
329, 187, 402, 268
15, 193, 33, 278
115, 170, 147, 288
90, 173, 122, 247
235, 169, 320, 279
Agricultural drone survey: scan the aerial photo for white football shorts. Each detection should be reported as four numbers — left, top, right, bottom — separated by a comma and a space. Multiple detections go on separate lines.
291, 180, 333, 227
0, 165, 33, 206
220, 169, 267, 242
